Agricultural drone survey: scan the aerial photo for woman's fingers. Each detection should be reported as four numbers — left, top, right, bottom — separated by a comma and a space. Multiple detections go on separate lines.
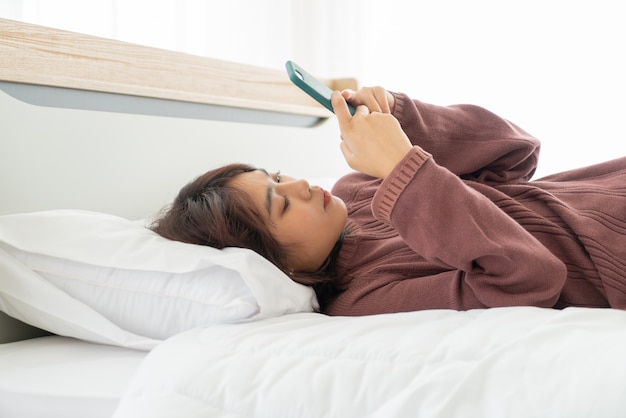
341, 89, 355, 102
332, 90, 352, 123
340, 86, 393, 114
332, 91, 369, 123
374, 87, 391, 113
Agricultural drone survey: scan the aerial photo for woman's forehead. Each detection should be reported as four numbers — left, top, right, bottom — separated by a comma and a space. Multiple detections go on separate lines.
230, 170, 270, 209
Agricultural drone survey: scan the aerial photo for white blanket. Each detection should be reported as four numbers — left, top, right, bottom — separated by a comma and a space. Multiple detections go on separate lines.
113, 307, 626, 418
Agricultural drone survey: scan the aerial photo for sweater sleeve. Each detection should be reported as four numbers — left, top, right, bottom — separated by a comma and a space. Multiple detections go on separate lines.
392, 93, 541, 184
365, 147, 567, 311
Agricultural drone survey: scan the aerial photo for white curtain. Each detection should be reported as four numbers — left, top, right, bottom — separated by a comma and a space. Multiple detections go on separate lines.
2, 0, 624, 176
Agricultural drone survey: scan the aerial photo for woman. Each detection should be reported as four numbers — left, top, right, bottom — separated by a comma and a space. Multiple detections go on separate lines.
152, 87, 626, 315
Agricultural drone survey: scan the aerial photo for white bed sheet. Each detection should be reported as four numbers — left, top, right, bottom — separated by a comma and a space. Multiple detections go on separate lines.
0, 336, 146, 418
114, 307, 626, 418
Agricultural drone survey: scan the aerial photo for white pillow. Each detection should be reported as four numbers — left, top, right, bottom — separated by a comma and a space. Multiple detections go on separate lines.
0, 210, 318, 341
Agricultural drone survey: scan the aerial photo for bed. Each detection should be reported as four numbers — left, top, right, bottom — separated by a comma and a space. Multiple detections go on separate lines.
2, 18, 626, 418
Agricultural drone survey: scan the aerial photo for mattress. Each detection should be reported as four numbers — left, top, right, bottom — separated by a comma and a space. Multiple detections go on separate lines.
114, 307, 626, 418
0, 335, 146, 418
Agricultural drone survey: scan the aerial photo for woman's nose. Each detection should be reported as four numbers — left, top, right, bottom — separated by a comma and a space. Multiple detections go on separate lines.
278, 179, 311, 199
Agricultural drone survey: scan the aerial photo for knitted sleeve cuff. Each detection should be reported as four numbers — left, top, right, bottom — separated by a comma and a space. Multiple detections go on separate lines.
372, 146, 432, 223
390, 91, 409, 122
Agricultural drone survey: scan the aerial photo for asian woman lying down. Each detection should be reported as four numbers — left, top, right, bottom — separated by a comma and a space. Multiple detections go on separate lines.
152, 87, 626, 315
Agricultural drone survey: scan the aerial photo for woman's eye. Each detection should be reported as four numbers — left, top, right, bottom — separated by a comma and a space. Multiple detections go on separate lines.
275, 170, 282, 183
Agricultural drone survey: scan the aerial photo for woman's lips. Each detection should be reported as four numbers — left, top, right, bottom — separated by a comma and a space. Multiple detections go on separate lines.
322, 188, 331, 208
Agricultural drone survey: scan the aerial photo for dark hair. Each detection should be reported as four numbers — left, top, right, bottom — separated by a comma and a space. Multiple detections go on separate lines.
150, 163, 341, 305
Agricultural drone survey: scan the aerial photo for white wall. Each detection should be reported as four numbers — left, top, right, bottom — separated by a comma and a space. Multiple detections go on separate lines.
356, 0, 626, 178
2, 0, 624, 178
0, 88, 348, 218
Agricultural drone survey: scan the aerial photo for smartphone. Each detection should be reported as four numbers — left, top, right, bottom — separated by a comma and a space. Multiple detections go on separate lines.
285, 60, 356, 115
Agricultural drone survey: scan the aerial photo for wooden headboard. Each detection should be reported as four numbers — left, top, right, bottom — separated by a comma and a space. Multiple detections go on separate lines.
0, 18, 357, 126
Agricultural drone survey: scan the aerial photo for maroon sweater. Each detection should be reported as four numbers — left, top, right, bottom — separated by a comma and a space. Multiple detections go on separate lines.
325, 93, 626, 315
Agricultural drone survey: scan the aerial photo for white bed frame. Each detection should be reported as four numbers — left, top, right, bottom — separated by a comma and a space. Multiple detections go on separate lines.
0, 18, 355, 343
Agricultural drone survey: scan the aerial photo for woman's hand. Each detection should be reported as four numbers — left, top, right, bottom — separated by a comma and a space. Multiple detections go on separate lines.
332, 90, 413, 179
341, 86, 396, 114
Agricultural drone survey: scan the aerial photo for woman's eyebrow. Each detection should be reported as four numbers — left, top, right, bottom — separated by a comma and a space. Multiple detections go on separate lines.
258, 169, 273, 215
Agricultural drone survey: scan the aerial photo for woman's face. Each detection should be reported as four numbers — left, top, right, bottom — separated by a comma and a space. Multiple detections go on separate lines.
231, 169, 347, 273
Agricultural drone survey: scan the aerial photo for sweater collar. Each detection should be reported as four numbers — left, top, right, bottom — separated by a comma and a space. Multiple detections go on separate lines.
334, 218, 361, 281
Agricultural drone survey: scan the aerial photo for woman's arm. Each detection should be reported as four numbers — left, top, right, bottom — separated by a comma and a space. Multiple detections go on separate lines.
392, 93, 540, 184
339, 87, 541, 183
372, 148, 566, 310
329, 150, 566, 315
